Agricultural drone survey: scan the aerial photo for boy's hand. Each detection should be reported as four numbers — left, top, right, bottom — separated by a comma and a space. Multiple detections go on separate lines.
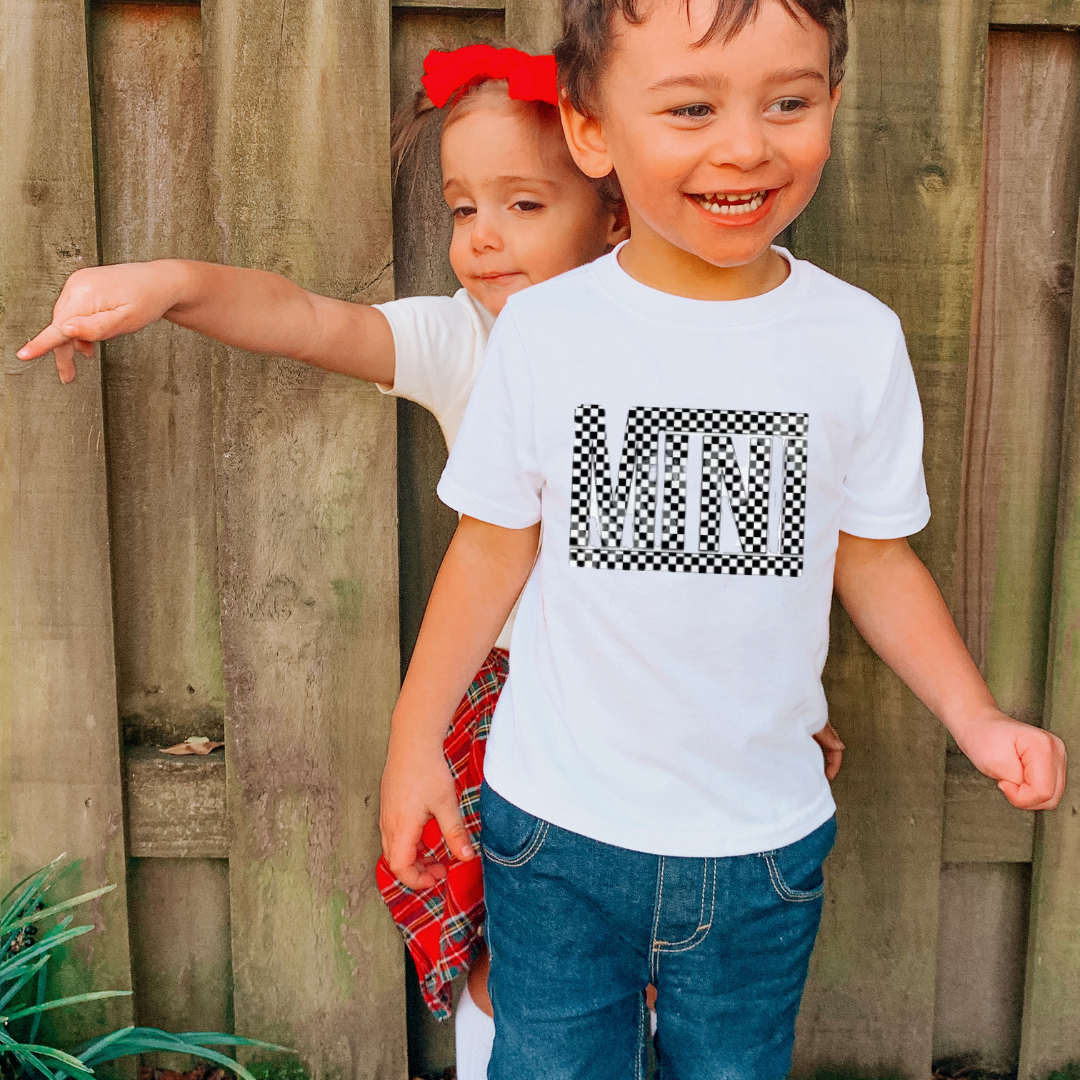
379, 738, 475, 891
813, 721, 845, 781
953, 708, 1066, 811
17, 261, 185, 383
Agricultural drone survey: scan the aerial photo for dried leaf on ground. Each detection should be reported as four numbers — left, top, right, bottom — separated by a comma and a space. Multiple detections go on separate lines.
160, 736, 225, 756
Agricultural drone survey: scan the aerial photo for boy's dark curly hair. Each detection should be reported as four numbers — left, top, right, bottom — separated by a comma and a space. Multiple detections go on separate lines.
556, 0, 848, 115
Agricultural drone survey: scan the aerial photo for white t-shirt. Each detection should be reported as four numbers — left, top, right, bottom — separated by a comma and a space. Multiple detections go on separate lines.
438, 246, 931, 857
375, 290, 517, 651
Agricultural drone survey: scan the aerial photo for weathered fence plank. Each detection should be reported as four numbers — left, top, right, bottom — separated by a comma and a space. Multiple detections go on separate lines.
990, 0, 1080, 25
90, 1, 223, 752
201, 0, 406, 1074
1018, 125, 1080, 1080
789, 0, 988, 1073
0, 0, 134, 1044
505, 0, 560, 51
956, 29, 1080, 730
89, 3, 233, 1044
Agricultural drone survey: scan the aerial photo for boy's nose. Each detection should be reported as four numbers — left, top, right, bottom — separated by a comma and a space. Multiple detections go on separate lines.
708, 115, 770, 172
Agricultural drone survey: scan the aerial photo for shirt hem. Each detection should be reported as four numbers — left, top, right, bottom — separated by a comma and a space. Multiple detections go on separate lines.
839, 504, 931, 540
482, 769, 838, 858
437, 477, 542, 531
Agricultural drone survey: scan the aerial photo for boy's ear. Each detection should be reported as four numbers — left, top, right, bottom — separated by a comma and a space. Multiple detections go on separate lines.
559, 97, 614, 180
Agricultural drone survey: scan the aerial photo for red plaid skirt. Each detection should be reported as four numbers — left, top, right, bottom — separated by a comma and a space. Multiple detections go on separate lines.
376, 647, 508, 1020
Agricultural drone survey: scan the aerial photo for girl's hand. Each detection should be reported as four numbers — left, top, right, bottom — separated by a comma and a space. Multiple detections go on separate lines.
813, 721, 845, 781
953, 708, 1066, 811
17, 261, 186, 383
379, 736, 474, 891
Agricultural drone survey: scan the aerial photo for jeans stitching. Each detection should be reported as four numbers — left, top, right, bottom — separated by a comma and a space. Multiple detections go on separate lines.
635, 990, 646, 1080
653, 859, 715, 950
763, 851, 824, 903
483, 821, 549, 868
649, 857, 666, 983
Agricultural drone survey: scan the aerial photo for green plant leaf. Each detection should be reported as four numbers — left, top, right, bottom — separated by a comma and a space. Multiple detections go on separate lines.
80, 1032, 259, 1080
71, 1026, 134, 1061
4, 990, 132, 1022
1, 1044, 96, 1079
0, 952, 51, 1010
3, 888, 116, 937
173, 1035, 292, 1052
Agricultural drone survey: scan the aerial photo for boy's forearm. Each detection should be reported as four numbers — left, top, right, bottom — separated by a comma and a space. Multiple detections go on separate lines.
390, 516, 539, 754
832, 533, 995, 738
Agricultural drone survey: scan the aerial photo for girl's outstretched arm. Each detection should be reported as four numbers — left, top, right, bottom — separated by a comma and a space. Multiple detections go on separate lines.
381, 515, 540, 890
17, 259, 396, 386
833, 532, 1066, 810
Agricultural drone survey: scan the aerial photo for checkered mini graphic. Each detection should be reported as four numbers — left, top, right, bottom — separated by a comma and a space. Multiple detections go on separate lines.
570, 405, 808, 576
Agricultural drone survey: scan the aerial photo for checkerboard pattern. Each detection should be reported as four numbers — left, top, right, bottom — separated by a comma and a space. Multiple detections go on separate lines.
570, 405, 809, 576
661, 432, 689, 550
699, 434, 772, 554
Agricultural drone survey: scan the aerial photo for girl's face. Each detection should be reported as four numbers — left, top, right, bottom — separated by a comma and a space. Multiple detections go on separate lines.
441, 95, 628, 316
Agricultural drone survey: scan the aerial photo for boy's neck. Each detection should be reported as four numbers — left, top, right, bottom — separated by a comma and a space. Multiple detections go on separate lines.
617, 224, 789, 302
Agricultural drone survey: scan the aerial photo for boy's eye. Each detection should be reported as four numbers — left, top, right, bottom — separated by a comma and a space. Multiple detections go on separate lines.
513, 200, 544, 212
452, 205, 477, 220
770, 98, 808, 115
671, 103, 713, 120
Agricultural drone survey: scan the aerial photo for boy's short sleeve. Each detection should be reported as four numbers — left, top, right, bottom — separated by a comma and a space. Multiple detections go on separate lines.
839, 330, 932, 539
437, 311, 543, 529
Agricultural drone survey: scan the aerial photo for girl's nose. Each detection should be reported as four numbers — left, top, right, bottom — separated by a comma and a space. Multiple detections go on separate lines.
470, 210, 505, 253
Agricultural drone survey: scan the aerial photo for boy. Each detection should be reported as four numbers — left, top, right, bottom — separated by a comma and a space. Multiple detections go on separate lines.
380, 0, 1067, 1077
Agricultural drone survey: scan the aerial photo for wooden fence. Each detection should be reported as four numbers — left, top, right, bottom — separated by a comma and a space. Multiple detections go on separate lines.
1, 1, 1079, 1078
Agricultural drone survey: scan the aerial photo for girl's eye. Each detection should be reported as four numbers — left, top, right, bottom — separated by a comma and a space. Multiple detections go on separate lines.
771, 98, 808, 115
513, 200, 544, 212
452, 205, 476, 220
672, 103, 713, 120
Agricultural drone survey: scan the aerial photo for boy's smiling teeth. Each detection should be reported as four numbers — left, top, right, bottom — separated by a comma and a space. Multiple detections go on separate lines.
691, 190, 767, 215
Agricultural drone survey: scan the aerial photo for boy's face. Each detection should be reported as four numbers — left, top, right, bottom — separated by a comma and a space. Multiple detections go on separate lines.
441, 97, 628, 316
564, 0, 839, 278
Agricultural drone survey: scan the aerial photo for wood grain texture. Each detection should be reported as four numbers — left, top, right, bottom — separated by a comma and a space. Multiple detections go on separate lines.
1018, 108, 1080, 1080
125, 748, 228, 858
391, 7, 504, 673
90, 3, 225, 750
0, 0, 134, 1045
127, 857, 233, 1053
941, 755, 1034, 862
990, 0, 1080, 25
956, 31, 1080, 728
505, 0, 560, 51
789, 0, 988, 1073
933, 863, 1031, 1073
201, 0, 406, 1074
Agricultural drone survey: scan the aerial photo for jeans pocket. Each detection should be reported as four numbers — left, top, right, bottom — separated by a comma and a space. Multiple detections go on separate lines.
764, 815, 836, 903
480, 781, 549, 867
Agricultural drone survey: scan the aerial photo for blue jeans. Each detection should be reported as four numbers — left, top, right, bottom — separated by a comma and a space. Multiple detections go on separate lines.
480, 781, 835, 1080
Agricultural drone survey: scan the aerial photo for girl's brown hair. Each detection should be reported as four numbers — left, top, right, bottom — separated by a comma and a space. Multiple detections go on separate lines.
556, 0, 848, 115
390, 67, 625, 211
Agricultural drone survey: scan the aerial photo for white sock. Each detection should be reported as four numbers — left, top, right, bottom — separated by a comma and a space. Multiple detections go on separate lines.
455, 983, 495, 1080
650, 1006, 657, 1037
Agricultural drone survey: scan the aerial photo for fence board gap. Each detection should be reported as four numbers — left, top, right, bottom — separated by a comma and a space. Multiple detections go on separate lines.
202, 0, 405, 1074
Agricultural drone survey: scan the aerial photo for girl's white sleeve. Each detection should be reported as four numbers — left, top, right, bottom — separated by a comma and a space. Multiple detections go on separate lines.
372, 294, 482, 426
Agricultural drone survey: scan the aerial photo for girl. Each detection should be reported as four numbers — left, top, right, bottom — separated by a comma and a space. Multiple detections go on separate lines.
18, 44, 844, 1079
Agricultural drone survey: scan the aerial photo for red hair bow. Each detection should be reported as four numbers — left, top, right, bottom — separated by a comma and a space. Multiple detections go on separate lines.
422, 44, 558, 109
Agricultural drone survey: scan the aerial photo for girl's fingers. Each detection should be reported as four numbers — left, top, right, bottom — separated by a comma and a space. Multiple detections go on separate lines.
74, 339, 95, 357
53, 342, 77, 384
17, 323, 70, 361
58, 309, 128, 342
